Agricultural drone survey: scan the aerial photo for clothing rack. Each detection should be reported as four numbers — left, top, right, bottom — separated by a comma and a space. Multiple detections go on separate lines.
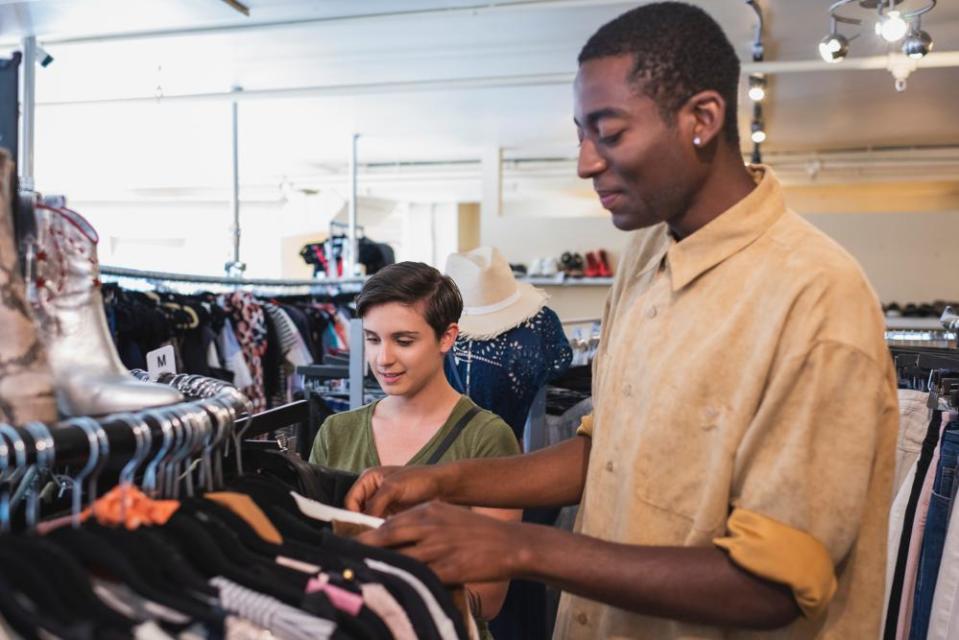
299, 317, 367, 410
890, 346, 959, 372
0, 380, 311, 470
100, 265, 366, 290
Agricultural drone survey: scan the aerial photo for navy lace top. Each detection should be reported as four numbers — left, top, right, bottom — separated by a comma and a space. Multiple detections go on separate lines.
444, 307, 573, 441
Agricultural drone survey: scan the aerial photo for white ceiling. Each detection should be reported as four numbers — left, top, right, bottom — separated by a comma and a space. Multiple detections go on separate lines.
1, 0, 958, 180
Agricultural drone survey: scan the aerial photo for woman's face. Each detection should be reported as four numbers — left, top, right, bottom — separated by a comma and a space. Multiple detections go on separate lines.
362, 301, 457, 398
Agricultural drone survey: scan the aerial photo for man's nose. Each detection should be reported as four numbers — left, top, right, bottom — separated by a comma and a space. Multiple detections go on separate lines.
577, 138, 607, 179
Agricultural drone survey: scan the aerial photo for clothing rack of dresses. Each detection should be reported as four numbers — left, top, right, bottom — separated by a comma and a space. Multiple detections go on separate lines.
100, 266, 369, 419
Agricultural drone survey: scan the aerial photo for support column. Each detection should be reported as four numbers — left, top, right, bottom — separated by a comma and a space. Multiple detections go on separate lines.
479, 146, 502, 246
20, 36, 36, 191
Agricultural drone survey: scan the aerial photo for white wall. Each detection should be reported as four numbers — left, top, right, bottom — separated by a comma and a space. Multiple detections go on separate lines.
806, 211, 959, 303
479, 208, 959, 329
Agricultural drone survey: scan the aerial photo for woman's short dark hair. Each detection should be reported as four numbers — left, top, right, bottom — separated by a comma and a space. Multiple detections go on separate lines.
355, 262, 463, 339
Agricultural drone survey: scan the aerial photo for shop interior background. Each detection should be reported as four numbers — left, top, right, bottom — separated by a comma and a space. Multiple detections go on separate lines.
1, 0, 958, 323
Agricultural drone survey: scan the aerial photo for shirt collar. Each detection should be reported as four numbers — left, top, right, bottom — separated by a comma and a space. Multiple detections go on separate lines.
666, 165, 785, 292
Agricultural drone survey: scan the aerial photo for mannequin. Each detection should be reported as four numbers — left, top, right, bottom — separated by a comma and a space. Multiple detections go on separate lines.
444, 247, 572, 640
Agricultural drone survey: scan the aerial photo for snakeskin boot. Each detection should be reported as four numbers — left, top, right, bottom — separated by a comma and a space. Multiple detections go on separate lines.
0, 151, 57, 425
28, 203, 183, 416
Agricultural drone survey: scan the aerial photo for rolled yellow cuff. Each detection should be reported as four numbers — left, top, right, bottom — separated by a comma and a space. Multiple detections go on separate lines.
576, 414, 594, 437
713, 508, 837, 619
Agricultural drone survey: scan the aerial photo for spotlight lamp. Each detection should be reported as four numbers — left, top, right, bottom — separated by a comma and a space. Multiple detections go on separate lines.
879, 10, 909, 42
819, 32, 850, 63
748, 74, 767, 102
750, 120, 767, 145
902, 23, 934, 59
820, 0, 937, 67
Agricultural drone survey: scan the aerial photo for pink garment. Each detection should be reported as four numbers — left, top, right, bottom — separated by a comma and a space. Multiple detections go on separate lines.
897, 441, 943, 639
360, 582, 417, 640
306, 574, 364, 617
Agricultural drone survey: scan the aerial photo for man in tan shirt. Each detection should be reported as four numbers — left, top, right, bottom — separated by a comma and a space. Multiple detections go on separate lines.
346, 3, 898, 638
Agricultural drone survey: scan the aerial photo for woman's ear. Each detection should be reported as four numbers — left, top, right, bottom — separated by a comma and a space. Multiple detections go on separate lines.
440, 323, 459, 353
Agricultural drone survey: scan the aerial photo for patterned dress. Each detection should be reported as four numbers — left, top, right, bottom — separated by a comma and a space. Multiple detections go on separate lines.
445, 307, 572, 441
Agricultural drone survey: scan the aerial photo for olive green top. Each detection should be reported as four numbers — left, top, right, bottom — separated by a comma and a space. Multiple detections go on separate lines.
309, 395, 518, 639
309, 395, 521, 472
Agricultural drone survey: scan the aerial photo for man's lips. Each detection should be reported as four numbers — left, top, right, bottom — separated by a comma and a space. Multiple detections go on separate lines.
596, 190, 623, 209
378, 371, 405, 383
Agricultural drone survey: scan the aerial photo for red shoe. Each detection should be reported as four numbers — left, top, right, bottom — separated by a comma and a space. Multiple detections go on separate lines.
584, 251, 600, 277
597, 249, 613, 277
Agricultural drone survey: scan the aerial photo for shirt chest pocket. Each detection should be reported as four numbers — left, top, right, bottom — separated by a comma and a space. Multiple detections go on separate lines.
627, 401, 740, 531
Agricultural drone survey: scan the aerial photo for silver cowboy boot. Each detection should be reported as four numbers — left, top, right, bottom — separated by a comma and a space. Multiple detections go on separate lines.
0, 151, 57, 425
28, 203, 183, 416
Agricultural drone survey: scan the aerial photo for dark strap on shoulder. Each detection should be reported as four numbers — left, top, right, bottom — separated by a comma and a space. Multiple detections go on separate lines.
426, 406, 482, 465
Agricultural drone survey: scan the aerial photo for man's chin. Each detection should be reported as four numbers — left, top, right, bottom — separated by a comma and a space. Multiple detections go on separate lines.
610, 211, 658, 231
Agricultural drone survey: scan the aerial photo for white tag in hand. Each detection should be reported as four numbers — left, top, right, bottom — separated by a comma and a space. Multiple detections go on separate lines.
146, 344, 177, 381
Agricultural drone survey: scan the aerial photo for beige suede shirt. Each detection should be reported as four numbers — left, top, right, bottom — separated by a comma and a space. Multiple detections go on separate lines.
554, 167, 898, 639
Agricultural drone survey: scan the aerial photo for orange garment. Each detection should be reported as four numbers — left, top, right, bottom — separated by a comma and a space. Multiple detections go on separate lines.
207, 491, 283, 545
88, 485, 179, 529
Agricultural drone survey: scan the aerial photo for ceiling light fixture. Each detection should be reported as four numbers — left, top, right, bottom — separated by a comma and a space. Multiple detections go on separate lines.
820, 0, 937, 88
902, 19, 934, 58
748, 73, 767, 101
879, 9, 909, 42
744, 0, 767, 163
819, 28, 850, 63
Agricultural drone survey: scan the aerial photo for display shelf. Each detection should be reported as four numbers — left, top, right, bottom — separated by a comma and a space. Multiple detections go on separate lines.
885, 317, 947, 330
520, 275, 614, 287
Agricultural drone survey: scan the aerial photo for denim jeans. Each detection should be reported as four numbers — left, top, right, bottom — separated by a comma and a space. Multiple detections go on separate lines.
911, 422, 959, 639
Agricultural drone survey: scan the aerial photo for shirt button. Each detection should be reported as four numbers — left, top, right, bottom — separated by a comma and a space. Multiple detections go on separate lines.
646, 306, 657, 319
576, 612, 588, 625
605, 461, 615, 472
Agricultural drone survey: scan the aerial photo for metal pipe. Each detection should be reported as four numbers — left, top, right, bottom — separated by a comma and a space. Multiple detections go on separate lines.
14, 0, 631, 47
37, 72, 574, 107
348, 133, 359, 277
20, 36, 35, 190
32, 50, 959, 109
225, 86, 244, 276
100, 264, 365, 287
348, 318, 364, 410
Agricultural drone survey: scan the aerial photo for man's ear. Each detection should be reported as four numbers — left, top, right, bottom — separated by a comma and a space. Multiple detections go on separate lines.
440, 323, 459, 353
680, 89, 726, 149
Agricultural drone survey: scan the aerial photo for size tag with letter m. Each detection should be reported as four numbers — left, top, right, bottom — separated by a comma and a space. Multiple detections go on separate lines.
146, 344, 177, 381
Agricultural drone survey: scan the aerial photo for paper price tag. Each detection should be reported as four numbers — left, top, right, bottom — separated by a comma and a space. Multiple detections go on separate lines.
146, 344, 177, 381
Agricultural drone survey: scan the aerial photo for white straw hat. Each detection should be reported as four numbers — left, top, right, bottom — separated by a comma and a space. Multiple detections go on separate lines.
445, 247, 548, 340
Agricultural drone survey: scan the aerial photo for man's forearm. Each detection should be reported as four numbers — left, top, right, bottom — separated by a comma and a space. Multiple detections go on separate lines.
516, 523, 801, 629
440, 435, 591, 509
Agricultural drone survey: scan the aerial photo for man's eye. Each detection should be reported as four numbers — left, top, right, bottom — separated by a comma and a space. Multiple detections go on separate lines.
397, 340, 413, 347
600, 131, 623, 145
365, 336, 380, 344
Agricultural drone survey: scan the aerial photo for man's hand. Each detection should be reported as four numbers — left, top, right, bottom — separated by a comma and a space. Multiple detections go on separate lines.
357, 501, 530, 584
345, 465, 449, 516
359, 500, 801, 630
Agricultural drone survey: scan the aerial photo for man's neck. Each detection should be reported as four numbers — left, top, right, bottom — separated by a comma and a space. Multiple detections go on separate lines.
380, 373, 462, 421
668, 153, 758, 240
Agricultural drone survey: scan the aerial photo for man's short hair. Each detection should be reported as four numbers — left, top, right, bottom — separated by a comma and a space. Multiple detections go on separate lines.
356, 262, 463, 339
578, 2, 741, 144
